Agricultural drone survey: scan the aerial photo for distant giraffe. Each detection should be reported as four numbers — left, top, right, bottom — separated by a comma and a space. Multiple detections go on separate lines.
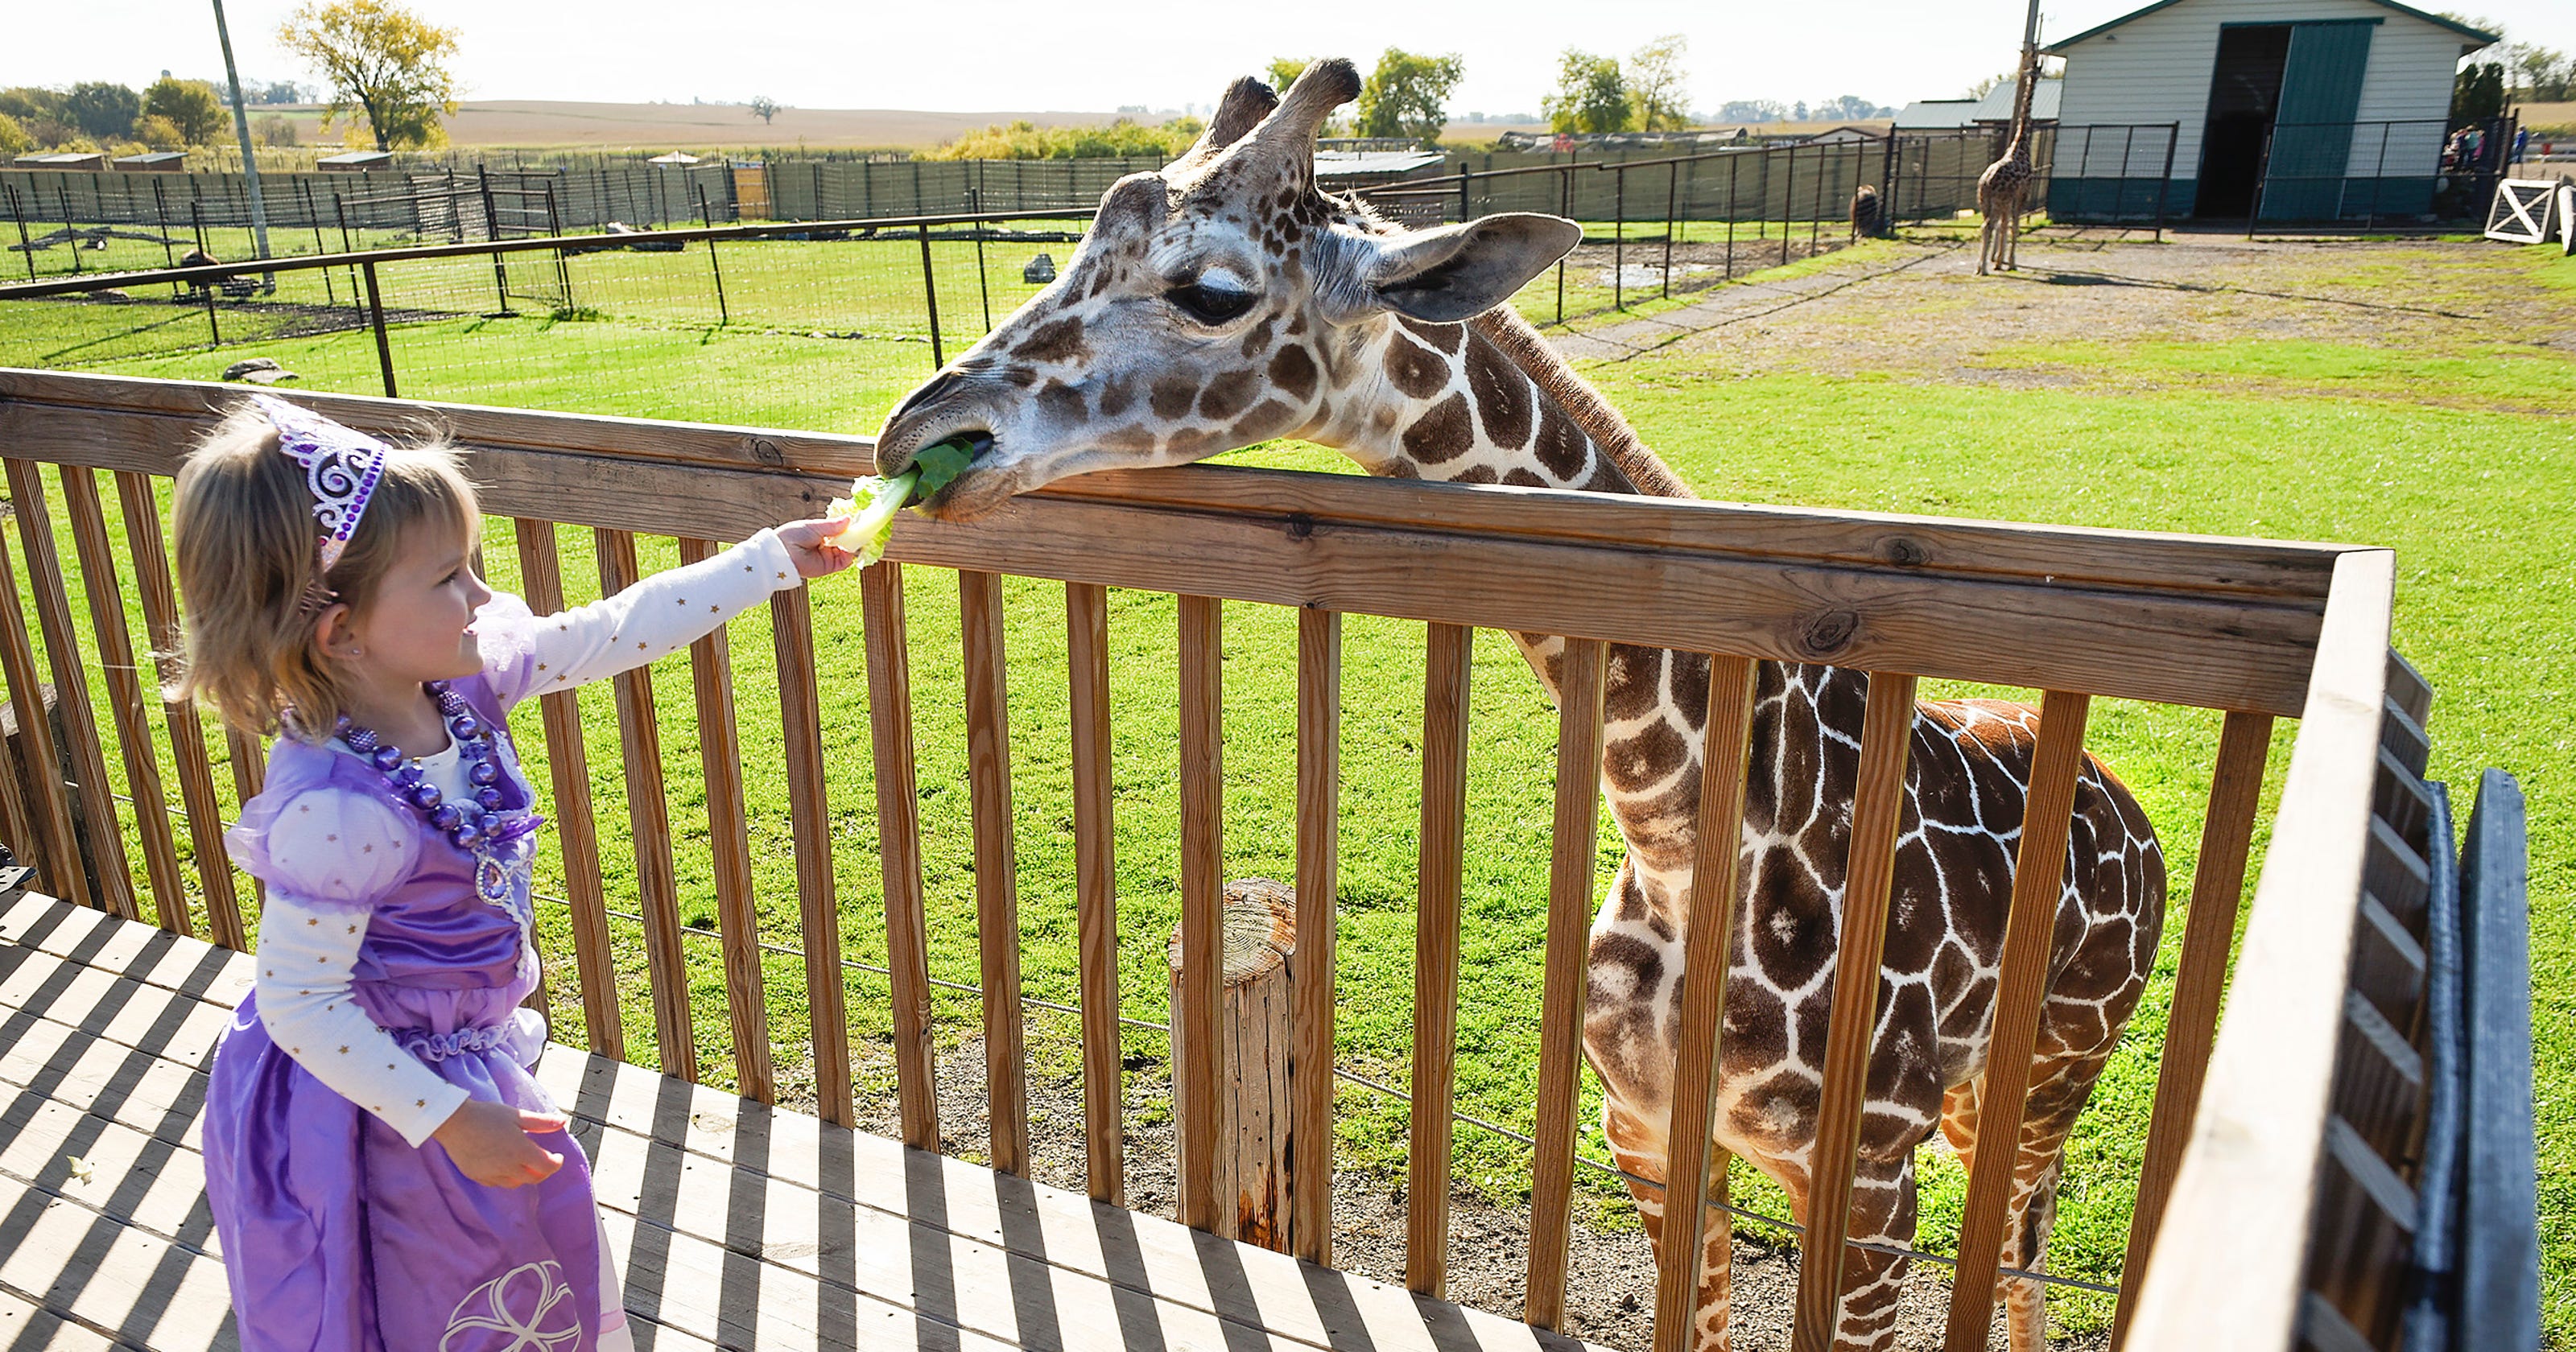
872, 61, 2165, 1350
1978, 8, 2046, 274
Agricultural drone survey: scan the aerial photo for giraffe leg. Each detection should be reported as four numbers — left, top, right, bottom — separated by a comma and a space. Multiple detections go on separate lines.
1976, 213, 1993, 274
1825, 1149, 1919, 1352
1988, 1049, 2117, 1352
1693, 1151, 1736, 1352
1940, 1076, 1983, 1177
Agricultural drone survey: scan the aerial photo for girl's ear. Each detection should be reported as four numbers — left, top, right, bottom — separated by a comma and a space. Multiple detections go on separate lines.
312, 600, 361, 661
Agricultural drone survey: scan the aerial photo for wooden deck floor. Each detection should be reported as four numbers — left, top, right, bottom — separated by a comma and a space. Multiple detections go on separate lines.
0, 892, 1604, 1352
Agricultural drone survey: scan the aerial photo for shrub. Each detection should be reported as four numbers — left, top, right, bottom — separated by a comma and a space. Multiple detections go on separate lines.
134, 114, 188, 152
257, 113, 298, 146
920, 116, 1203, 161
0, 113, 30, 158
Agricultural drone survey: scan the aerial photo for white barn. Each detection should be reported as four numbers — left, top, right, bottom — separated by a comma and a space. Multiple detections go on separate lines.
2043, 0, 2496, 221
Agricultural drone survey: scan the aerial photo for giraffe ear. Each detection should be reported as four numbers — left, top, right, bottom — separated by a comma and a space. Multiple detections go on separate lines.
1357, 214, 1582, 324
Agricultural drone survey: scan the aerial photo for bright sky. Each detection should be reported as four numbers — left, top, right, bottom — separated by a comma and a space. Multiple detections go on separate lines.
6, 1, 2568, 117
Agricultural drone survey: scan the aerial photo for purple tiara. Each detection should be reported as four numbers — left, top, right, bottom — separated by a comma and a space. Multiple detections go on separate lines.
252, 394, 387, 572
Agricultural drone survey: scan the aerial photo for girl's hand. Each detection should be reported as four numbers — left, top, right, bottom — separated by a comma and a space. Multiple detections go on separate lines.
775, 517, 858, 579
430, 1099, 568, 1188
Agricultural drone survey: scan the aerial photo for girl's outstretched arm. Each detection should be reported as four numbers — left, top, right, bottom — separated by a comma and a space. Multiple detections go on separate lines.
480, 518, 852, 706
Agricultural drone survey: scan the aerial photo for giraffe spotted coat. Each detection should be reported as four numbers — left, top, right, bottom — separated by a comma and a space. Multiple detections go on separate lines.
872, 60, 2166, 1351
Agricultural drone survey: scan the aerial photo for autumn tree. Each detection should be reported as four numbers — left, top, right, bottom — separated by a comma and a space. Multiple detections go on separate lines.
749, 95, 779, 125
1544, 50, 1630, 134
279, 0, 460, 151
144, 77, 225, 144
1267, 58, 1311, 93
1626, 34, 1690, 131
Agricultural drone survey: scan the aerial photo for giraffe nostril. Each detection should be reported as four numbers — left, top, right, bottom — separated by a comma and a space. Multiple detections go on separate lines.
890, 370, 964, 424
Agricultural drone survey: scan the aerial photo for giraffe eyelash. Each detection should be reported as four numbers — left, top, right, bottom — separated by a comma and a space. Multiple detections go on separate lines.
1166, 282, 1257, 326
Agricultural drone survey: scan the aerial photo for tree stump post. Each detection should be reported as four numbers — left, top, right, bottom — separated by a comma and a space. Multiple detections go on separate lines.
1169, 876, 1298, 1251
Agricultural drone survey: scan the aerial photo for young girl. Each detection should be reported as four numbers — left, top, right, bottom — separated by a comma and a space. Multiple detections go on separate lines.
177, 394, 856, 1350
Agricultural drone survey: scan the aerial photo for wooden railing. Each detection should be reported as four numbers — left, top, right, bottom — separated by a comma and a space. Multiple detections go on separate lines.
0, 366, 2498, 1350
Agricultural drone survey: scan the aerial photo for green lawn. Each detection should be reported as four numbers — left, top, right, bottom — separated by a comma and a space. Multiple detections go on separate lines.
2, 236, 2569, 1340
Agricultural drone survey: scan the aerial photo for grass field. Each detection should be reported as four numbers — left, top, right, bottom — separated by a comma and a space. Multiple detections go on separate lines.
1, 233, 2569, 1341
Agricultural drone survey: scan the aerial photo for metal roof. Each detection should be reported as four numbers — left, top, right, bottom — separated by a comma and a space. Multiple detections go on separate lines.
1312, 150, 1444, 182
1970, 77, 2062, 123
2045, 0, 2499, 51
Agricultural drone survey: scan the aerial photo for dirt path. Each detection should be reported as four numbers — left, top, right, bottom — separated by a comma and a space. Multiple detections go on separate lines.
1551, 229, 2576, 403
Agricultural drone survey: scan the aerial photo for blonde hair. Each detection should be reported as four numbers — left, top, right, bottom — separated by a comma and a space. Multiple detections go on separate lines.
171, 402, 481, 740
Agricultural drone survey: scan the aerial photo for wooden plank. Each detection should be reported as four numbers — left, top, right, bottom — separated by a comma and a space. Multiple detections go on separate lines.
2372, 748, 2433, 861
674, 537, 773, 1104
594, 527, 695, 1084
55, 466, 188, 935
1406, 621, 1471, 1299
509, 518, 621, 1059
1650, 652, 1758, 1352
959, 569, 1027, 1176
218, 726, 265, 914
2456, 769, 2536, 1352
2363, 818, 2430, 934
1175, 593, 1225, 1235
0, 514, 87, 910
1942, 690, 2091, 1352
1790, 669, 1919, 1352
2124, 550, 2395, 1351
0, 369, 2348, 601
2347, 892, 2427, 1037
0, 1174, 235, 1352
861, 562, 938, 1151
2378, 698, 2428, 780
114, 470, 244, 951
0, 686, 35, 875
2301, 1116, 2417, 1346
1065, 581, 1121, 1204
770, 585, 852, 1126
1290, 606, 1340, 1265
0, 1286, 128, 1352
0, 380, 2345, 719
2112, 708, 2273, 1350
2330, 989, 2425, 1169
2384, 650, 2430, 728
4, 459, 134, 921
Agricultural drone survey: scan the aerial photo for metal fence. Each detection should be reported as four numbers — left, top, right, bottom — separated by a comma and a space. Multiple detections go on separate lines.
2248, 115, 2516, 229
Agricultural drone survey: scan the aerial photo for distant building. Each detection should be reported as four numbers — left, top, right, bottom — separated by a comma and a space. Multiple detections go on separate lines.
2044, 0, 2499, 220
12, 151, 106, 171
316, 150, 394, 172
111, 151, 188, 172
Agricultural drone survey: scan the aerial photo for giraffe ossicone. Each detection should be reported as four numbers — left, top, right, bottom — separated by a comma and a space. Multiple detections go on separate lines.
877, 58, 2164, 1352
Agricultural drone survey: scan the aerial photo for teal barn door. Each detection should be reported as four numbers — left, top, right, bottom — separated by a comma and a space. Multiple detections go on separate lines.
2260, 19, 2375, 220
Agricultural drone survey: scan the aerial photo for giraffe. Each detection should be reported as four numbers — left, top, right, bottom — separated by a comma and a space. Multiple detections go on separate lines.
873, 61, 2166, 1351
1978, 16, 2045, 274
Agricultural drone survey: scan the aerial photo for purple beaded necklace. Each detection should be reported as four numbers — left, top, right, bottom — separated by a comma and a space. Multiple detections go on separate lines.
336, 680, 539, 917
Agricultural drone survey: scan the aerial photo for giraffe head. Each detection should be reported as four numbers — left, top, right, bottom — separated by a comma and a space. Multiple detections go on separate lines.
874, 59, 1581, 520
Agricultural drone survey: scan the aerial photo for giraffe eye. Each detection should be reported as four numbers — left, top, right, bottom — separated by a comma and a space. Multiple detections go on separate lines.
1166, 282, 1257, 326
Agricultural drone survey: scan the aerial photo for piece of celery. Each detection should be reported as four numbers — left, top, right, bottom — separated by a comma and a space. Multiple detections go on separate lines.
825, 437, 980, 567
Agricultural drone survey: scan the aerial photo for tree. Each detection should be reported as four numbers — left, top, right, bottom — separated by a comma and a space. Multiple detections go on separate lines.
2452, 62, 2506, 120
0, 87, 68, 126
1355, 47, 1463, 145
1625, 34, 1690, 131
279, 0, 461, 151
144, 77, 225, 144
2507, 43, 2571, 101
1268, 58, 1311, 93
64, 82, 141, 141
749, 95, 779, 125
259, 80, 308, 105
1720, 98, 1785, 123
1544, 49, 1630, 134
0, 113, 30, 159
257, 113, 299, 146
1817, 94, 1884, 122
134, 114, 187, 151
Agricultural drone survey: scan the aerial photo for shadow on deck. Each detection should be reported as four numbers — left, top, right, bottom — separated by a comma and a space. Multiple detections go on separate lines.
0, 890, 1604, 1352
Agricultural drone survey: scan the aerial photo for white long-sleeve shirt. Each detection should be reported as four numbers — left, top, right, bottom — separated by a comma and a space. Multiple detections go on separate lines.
251, 530, 803, 1145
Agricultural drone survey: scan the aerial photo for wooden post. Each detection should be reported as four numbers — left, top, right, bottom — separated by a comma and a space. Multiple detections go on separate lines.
1168, 876, 1298, 1252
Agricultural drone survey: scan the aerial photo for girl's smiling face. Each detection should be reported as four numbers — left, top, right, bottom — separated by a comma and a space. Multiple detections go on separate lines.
341, 524, 492, 685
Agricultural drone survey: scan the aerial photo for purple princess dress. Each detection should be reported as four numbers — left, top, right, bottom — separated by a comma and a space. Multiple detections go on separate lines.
203, 595, 620, 1352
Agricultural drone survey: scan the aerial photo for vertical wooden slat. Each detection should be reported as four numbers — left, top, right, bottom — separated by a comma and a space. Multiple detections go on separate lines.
772, 585, 851, 1125
57, 466, 188, 934
1526, 636, 1608, 1326
115, 471, 244, 950
960, 570, 1027, 1176
2111, 708, 2274, 1347
1790, 669, 1920, 1352
511, 519, 621, 1059
6, 458, 135, 920
1066, 581, 1121, 1202
863, 562, 938, 1150
676, 537, 773, 1103
0, 502, 89, 909
1653, 653, 1761, 1352
1407, 620, 1472, 1298
595, 528, 695, 1083
1290, 606, 1341, 1264
1175, 592, 1225, 1234
222, 726, 266, 913
1942, 690, 2093, 1351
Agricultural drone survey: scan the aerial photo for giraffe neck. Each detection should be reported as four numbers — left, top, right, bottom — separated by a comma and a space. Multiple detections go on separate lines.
1302, 305, 1866, 914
